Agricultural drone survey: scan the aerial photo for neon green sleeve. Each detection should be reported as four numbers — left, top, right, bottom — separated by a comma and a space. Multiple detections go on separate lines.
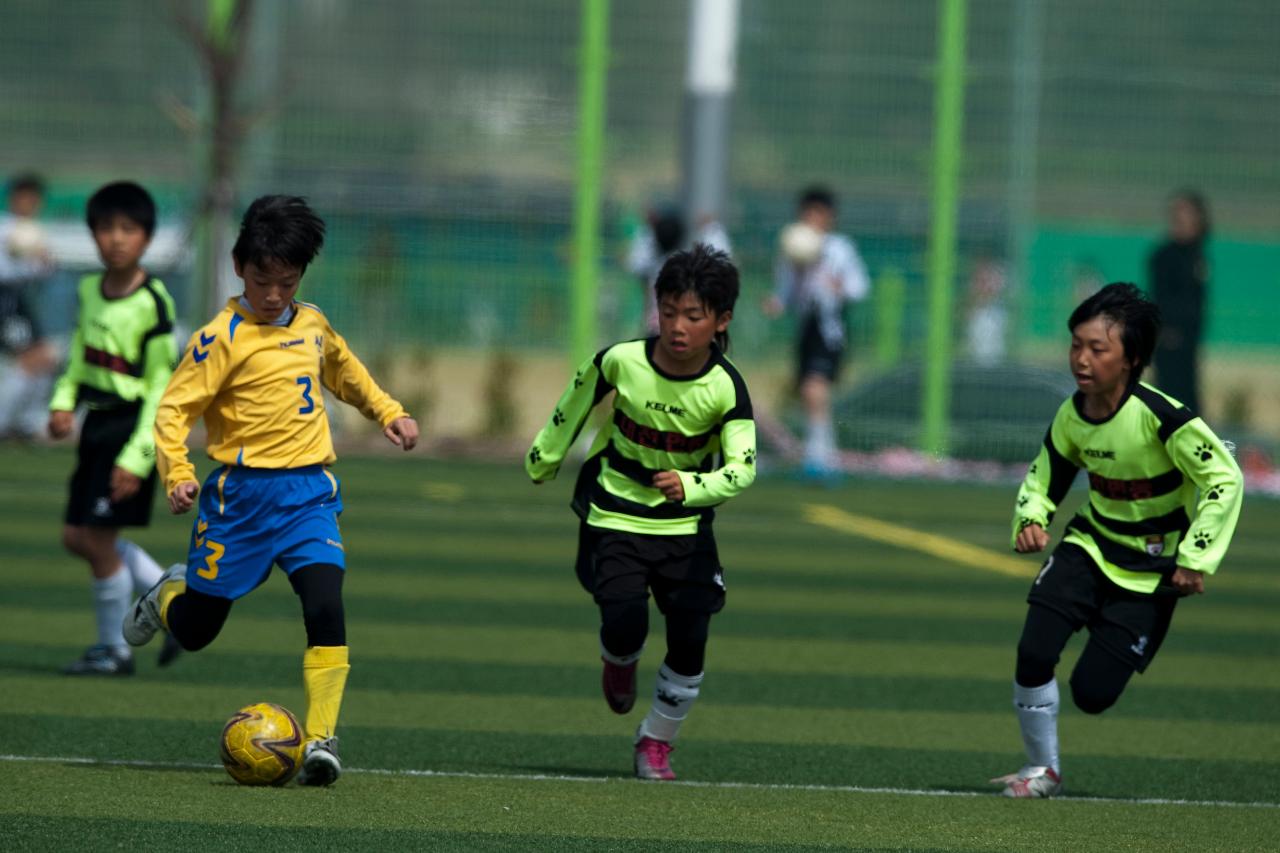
114, 329, 178, 477
1011, 406, 1079, 547
49, 323, 86, 412
526, 350, 614, 483
1166, 419, 1243, 575
677, 419, 756, 507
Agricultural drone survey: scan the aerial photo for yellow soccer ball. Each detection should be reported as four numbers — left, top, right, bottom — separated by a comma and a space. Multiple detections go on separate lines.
219, 702, 305, 786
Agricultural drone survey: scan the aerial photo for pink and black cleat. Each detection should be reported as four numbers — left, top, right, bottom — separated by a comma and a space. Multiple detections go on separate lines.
634, 736, 676, 781
601, 657, 638, 714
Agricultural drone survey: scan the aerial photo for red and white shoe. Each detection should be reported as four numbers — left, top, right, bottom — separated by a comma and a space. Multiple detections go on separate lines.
601, 657, 637, 714
634, 735, 676, 781
990, 765, 1062, 798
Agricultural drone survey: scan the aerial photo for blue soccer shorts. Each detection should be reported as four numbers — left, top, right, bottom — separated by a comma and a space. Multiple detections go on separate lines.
185, 464, 346, 600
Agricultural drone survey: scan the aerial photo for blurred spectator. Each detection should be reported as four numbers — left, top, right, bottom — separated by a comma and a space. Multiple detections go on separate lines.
764, 185, 870, 480
1149, 189, 1210, 412
966, 251, 1009, 365
0, 173, 58, 438
627, 204, 731, 334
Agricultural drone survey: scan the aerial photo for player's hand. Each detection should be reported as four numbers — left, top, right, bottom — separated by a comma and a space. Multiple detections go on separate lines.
109, 467, 142, 503
48, 409, 74, 439
1015, 523, 1050, 553
1170, 566, 1205, 595
384, 417, 419, 451
652, 470, 685, 502
168, 481, 199, 515
761, 295, 784, 318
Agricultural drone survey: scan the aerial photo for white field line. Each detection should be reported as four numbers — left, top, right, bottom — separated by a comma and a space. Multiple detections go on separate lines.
2, 753, 1277, 810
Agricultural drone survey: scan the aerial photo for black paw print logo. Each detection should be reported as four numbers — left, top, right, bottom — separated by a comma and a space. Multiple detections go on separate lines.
572, 371, 585, 389
552, 408, 566, 426
743, 449, 756, 466
528, 447, 542, 465
1028, 463, 1038, 475
1195, 442, 1213, 462
1192, 531, 1212, 550
723, 470, 736, 484
1018, 517, 1035, 531
692, 474, 704, 486
1206, 486, 1223, 501
1017, 495, 1029, 507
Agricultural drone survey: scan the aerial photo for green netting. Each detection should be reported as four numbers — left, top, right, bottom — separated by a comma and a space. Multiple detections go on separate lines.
3, 0, 1277, 456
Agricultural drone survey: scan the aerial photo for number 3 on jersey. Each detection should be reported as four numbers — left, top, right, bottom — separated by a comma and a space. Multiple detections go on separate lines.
297, 376, 315, 414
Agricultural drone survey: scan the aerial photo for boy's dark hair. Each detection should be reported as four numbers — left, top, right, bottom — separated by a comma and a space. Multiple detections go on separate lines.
1068, 282, 1162, 379
654, 243, 739, 351
232, 195, 326, 272
86, 181, 157, 237
8, 173, 46, 196
798, 184, 836, 213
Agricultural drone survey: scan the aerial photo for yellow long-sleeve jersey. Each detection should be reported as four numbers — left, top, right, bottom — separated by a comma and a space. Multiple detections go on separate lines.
155, 298, 409, 492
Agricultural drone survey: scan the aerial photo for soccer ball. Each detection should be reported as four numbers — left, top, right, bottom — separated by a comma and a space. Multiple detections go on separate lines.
219, 702, 305, 786
5, 219, 47, 260
779, 221, 824, 266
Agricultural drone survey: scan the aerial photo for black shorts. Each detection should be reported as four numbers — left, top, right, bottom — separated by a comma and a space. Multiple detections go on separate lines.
797, 313, 845, 383
0, 283, 41, 354
64, 405, 158, 528
1027, 542, 1177, 673
575, 524, 726, 615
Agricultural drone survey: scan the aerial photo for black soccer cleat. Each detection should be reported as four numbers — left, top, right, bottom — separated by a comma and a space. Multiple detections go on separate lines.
63, 644, 135, 676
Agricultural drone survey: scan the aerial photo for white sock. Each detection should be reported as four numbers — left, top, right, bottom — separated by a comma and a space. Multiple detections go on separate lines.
804, 418, 836, 468
637, 664, 703, 743
92, 565, 132, 654
116, 539, 164, 591
0, 368, 24, 433
1013, 678, 1061, 774
17, 372, 51, 435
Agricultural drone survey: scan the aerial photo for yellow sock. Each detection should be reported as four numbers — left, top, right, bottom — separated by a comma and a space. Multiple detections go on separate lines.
303, 645, 350, 742
157, 579, 187, 629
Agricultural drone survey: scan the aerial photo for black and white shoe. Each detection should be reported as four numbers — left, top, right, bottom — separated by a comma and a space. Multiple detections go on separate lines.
63, 644, 135, 676
297, 737, 341, 786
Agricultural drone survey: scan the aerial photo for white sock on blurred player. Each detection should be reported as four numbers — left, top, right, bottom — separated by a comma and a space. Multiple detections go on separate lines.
1013, 678, 1061, 773
637, 664, 702, 743
93, 565, 133, 654
116, 538, 164, 591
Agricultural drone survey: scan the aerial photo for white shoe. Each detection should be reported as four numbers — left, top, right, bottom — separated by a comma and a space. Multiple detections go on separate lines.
123, 563, 186, 647
297, 737, 341, 786
990, 765, 1062, 798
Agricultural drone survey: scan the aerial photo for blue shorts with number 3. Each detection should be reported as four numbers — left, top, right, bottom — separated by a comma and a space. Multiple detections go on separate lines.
186, 464, 346, 600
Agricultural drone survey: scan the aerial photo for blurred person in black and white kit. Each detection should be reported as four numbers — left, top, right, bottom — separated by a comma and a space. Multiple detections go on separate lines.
765, 185, 870, 480
1148, 189, 1210, 414
0, 172, 58, 438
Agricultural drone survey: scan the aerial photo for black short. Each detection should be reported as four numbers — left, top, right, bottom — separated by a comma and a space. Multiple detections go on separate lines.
0, 283, 41, 354
1027, 542, 1177, 673
797, 313, 845, 383
64, 405, 158, 528
575, 524, 726, 615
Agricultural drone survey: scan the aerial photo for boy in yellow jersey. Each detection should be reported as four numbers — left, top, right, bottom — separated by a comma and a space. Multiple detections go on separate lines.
49, 181, 180, 675
124, 195, 419, 786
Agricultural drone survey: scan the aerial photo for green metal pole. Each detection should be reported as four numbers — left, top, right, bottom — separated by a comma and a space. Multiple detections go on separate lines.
921, 0, 967, 456
570, 0, 609, 367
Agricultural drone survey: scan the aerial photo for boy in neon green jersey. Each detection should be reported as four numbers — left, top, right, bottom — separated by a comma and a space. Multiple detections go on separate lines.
527, 245, 756, 781
993, 283, 1242, 798
48, 182, 179, 675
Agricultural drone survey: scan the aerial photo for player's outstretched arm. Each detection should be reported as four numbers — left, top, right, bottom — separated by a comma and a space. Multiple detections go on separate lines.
526, 350, 615, 484
1011, 406, 1079, 550
1165, 418, 1244, 582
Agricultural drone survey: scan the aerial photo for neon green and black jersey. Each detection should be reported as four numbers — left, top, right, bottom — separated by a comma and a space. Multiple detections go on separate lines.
49, 274, 179, 477
526, 338, 756, 536
1013, 382, 1243, 594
